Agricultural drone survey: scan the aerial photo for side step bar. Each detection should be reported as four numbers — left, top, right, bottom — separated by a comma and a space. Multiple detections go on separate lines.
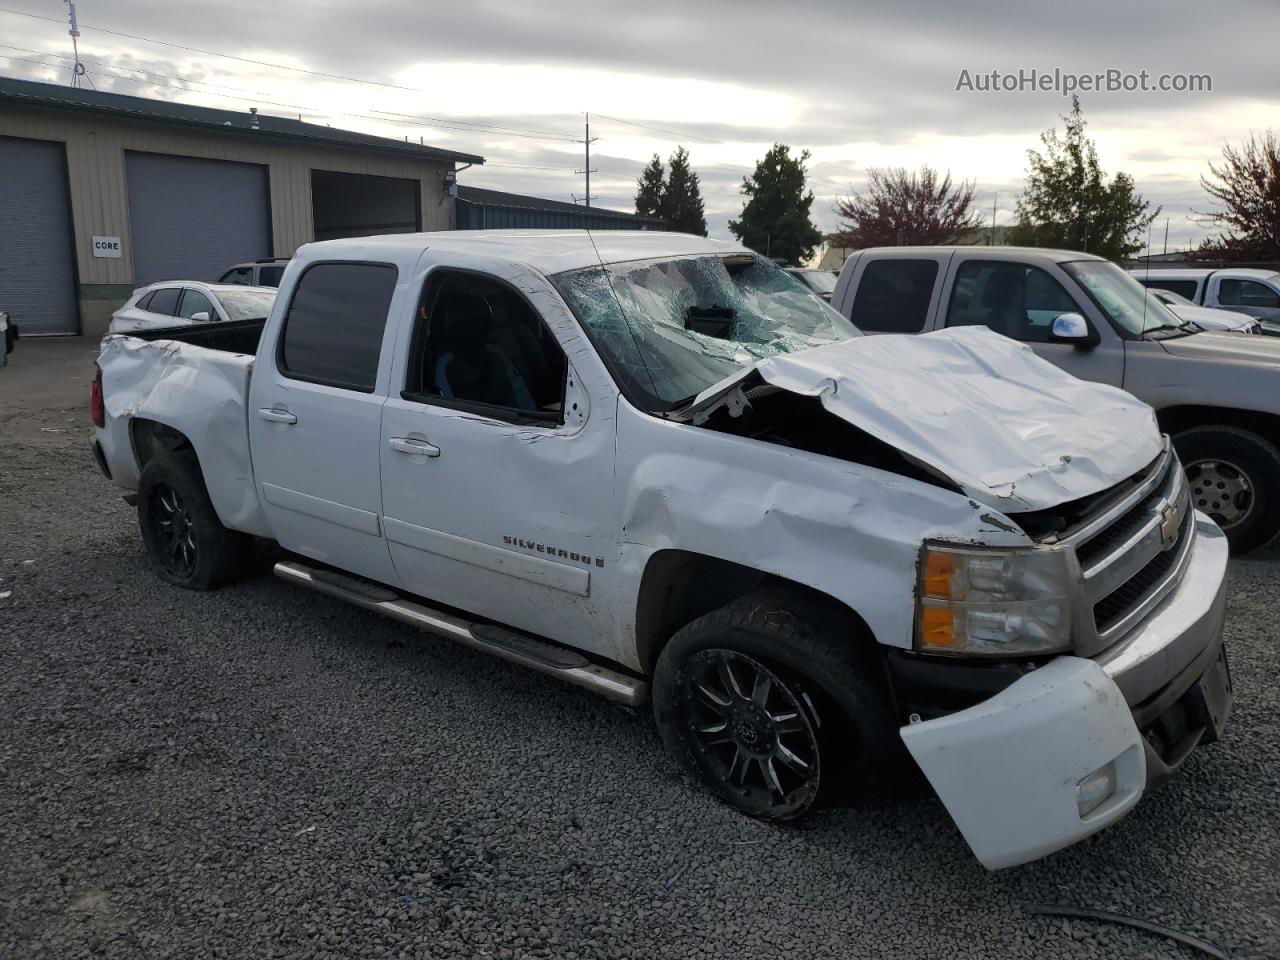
273, 560, 648, 706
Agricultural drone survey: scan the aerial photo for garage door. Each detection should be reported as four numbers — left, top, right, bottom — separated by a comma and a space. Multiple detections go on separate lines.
0, 137, 79, 336
126, 152, 270, 285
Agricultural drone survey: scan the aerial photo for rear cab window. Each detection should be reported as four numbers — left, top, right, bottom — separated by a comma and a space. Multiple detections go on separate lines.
277, 262, 398, 393
847, 259, 939, 333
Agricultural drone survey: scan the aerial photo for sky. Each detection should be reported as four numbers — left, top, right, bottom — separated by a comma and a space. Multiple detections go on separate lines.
1, 0, 1276, 255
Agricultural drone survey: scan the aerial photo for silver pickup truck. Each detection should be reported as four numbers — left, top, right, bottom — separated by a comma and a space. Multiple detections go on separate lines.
832, 246, 1280, 552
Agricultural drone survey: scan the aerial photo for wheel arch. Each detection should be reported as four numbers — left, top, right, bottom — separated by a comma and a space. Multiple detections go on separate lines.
633, 548, 879, 677
1157, 405, 1280, 447
129, 417, 197, 472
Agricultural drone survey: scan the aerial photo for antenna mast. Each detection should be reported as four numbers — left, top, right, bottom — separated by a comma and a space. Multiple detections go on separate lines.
574, 112, 598, 208
65, 2, 87, 88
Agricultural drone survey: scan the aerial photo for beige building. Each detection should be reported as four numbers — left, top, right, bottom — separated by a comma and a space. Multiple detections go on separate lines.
0, 77, 483, 336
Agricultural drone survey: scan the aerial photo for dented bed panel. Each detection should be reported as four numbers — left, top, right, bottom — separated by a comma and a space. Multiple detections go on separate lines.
612, 402, 1029, 662
96, 335, 270, 537
750, 327, 1163, 512
901, 657, 1146, 869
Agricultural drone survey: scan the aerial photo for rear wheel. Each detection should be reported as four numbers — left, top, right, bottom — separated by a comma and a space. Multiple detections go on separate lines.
653, 588, 896, 821
137, 452, 251, 589
1174, 425, 1280, 553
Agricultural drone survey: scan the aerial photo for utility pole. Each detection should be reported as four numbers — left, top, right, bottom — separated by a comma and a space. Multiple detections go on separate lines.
65, 1, 87, 88
990, 192, 997, 245
574, 113, 598, 208
1163, 218, 1170, 256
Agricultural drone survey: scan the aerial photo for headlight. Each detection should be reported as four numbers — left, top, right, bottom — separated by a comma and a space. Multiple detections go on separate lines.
916, 542, 1074, 656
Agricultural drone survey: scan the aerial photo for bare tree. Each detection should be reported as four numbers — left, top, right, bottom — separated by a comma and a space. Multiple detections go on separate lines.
830, 166, 982, 248
1198, 130, 1280, 259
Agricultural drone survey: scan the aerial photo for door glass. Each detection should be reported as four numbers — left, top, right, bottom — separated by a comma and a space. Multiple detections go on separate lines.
146, 287, 181, 316
178, 289, 216, 320
847, 260, 938, 333
1220, 279, 1280, 308
278, 262, 398, 392
407, 272, 567, 421
219, 267, 253, 285
257, 266, 284, 287
947, 261, 1078, 342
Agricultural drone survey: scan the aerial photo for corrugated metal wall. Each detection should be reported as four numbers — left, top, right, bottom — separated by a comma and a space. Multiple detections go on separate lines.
0, 136, 79, 335
455, 200, 666, 232
125, 152, 272, 284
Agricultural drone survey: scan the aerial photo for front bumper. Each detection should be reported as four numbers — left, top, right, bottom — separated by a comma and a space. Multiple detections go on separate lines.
901, 514, 1230, 869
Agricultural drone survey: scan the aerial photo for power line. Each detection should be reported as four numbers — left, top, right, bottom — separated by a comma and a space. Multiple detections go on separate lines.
590, 111, 721, 146
0, 6, 576, 142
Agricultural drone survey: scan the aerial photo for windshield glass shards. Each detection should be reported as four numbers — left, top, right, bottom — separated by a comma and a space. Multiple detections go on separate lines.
555, 253, 859, 410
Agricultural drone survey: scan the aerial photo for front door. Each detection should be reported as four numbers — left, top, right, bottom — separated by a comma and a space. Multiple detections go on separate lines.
248, 259, 405, 585
940, 258, 1125, 386
378, 265, 616, 655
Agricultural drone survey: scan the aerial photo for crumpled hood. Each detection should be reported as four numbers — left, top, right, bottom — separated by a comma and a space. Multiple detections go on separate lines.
751, 327, 1162, 512
1159, 329, 1280, 365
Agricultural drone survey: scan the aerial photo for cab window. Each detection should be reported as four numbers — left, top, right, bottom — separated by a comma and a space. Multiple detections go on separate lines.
405, 271, 567, 424
946, 261, 1079, 342
1220, 278, 1280, 308
847, 259, 938, 333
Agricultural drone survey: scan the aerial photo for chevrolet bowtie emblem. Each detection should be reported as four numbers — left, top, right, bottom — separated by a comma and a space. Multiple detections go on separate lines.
1158, 502, 1181, 549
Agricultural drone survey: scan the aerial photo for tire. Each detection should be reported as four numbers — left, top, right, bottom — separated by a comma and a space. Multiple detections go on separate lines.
1174, 425, 1280, 553
652, 586, 897, 822
136, 451, 252, 590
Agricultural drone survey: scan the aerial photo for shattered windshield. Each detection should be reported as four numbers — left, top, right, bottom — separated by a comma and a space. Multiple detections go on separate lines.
555, 254, 859, 410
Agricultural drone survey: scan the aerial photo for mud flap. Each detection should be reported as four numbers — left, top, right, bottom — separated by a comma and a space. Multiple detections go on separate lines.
901, 656, 1146, 869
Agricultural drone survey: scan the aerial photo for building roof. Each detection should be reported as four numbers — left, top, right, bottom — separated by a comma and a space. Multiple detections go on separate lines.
0, 76, 484, 166
301, 229, 739, 276
456, 185, 658, 223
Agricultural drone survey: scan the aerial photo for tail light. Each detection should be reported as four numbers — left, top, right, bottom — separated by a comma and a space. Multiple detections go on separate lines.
90, 363, 105, 428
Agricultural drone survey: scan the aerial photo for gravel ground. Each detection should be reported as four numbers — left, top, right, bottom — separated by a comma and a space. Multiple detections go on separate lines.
1, 347, 1278, 959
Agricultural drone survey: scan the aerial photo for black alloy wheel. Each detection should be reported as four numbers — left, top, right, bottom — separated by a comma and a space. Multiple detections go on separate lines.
674, 649, 822, 819
147, 482, 198, 578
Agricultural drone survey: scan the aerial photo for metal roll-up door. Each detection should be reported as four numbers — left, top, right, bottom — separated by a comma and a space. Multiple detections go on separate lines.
0, 136, 79, 336
126, 152, 270, 285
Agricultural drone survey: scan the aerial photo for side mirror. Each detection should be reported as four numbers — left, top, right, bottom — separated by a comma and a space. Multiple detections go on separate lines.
190, 311, 211, 322
1049, 312, 1093, 346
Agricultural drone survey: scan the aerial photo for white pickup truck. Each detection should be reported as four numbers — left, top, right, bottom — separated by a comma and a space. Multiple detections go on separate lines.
91, 231, 1233, 869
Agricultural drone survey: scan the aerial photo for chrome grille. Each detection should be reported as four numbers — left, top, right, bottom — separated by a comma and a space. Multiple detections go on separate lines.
1058, 440, 1197, 656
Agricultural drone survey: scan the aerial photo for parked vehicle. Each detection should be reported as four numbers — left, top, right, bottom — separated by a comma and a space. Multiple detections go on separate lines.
1131, 267, 1280, 326
218, 258, 290, 288
109, 282, 277, 334
784, 267, 838, 300
0, 311, 15, 370
92, 231, 1232, 870
832, 246, 1280, 552
1145, 288, 1260, 334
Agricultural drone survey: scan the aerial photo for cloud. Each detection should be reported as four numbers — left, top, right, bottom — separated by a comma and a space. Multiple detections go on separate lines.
2, 0, 1275, 251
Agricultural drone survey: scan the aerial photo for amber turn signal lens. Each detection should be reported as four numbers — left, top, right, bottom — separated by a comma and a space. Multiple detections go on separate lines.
921, 550, 955, 599
918, 604, 957, 649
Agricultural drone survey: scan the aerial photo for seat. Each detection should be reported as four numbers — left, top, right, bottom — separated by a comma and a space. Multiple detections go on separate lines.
430, 292, 535, 410
487, 292, 553, 403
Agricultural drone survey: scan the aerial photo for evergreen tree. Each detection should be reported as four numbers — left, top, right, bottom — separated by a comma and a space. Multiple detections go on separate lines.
634, 154, 666, 218
729, 144, 824, 264
1008, 97, 1158, 261
659, 147, 707, 236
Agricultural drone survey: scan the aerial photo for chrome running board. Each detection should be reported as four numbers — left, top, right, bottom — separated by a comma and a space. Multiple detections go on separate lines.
274, 560, 648, 706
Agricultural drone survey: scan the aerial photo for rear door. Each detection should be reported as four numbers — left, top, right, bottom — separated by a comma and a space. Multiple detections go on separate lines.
838, 252, 951, 334
248, 259, 407, 585
176, 288, 218, 323
939, 257, 1125, 385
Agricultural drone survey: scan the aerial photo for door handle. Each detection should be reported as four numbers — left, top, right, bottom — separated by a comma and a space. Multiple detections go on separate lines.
389, 437, 441, 457
258, 408, 297, 425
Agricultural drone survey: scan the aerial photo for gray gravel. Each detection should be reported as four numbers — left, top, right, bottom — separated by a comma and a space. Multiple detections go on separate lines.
1, 354, 1278, 959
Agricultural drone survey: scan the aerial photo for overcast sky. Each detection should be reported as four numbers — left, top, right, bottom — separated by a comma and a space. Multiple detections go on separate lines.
2, 0, 1276, 254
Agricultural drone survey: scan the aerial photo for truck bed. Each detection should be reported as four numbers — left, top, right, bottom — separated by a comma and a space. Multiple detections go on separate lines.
126, 317, 266, 355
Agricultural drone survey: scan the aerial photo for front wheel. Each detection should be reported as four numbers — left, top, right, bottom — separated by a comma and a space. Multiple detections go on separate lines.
1174, 425, 1280, 553
652, 588, 897, 821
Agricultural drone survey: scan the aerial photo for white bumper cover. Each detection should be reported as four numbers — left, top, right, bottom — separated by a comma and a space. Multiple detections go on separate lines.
902, 514, 1229, 870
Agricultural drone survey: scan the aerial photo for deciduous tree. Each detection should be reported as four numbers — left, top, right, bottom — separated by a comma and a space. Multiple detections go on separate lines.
830, 166, 981, 248
1008, 97, 1158, 261
1198, 131, 1280, 259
